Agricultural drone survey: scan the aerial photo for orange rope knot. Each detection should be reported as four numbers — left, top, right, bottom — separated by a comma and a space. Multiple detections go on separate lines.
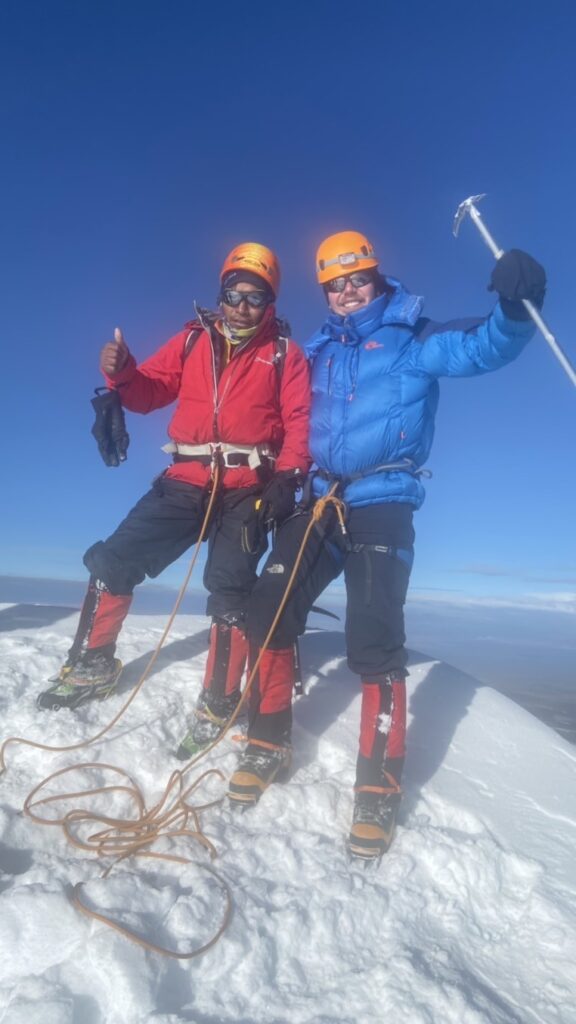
311, 486, 347, 534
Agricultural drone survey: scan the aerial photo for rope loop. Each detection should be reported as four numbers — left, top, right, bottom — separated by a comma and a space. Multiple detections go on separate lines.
0, 469, 342, 958
311, 488, 347, 533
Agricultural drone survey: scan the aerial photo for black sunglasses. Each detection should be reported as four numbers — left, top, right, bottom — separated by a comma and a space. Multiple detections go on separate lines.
326, 271, 375, 293
221, 288, 271, 308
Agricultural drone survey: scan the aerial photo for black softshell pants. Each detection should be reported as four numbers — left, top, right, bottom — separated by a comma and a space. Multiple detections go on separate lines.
246, 502, 415, 677
245, 501, 414, 783
68, 476, 267, 663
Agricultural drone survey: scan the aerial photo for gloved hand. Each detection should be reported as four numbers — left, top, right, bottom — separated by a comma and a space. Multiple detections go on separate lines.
241, 471, 302, 553
91, 388, 130, 467
257, 470, 301, 526
488, 248, 546, 321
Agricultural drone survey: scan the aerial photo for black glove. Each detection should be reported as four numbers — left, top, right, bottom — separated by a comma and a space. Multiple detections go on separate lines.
488, 248, 546, 321
241, 471, 301, 553
257, 470, 301, 526
91, 387, 130, 467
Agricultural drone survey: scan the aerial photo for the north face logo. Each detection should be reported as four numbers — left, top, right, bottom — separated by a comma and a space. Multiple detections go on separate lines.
365, 340, 384, 350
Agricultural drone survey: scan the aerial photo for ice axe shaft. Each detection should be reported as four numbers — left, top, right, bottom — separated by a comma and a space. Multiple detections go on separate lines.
453, 194, 576, 388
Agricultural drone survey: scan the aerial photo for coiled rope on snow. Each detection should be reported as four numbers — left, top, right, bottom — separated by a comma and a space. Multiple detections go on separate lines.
0, 482, 344, 957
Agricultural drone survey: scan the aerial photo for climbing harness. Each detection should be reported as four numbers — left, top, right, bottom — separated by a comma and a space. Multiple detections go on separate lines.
315, 457, 432, 487
161, 440, 277, 471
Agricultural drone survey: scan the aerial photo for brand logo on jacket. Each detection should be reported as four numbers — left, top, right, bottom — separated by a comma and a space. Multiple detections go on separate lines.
365, 340, 384, 350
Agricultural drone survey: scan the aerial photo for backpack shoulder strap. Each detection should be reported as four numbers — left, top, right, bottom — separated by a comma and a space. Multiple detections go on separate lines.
182, 320, 203, 362
273, 318, 290, 385
182, 317, 289, 387
412, 314, 487, 344
412, 316, 432, 342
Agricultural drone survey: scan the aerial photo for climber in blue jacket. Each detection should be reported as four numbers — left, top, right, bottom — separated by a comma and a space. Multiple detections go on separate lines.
227, 229, 546, 860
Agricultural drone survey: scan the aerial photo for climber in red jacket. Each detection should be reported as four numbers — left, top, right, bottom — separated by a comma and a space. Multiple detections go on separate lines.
37, 242, 310, 759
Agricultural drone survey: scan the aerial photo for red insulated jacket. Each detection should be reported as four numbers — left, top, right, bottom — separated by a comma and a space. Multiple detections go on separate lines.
104, 307, 311, 490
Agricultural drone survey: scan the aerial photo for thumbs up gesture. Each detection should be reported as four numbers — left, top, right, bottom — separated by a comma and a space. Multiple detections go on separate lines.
100, 327, 130, 377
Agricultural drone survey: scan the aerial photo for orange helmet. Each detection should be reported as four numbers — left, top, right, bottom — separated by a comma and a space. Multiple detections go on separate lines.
316, 230, 378, 284
220, 242, 280, 297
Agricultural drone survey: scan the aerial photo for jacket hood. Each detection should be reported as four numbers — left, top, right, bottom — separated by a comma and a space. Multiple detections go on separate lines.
304, 277, 424, 359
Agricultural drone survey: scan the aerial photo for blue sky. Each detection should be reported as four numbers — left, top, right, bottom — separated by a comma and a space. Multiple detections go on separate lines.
1, 0, 575, 604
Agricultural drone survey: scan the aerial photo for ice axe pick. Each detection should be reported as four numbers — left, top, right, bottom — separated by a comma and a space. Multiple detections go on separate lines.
453, 194, 576, 388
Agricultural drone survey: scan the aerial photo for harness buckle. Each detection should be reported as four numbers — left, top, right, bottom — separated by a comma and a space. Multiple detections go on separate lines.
209, 443, 226, 471
208, 444, 253, 469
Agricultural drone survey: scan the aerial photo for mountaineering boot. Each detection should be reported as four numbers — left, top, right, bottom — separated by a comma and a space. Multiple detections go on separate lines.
175, 688, 242, 761
225, 643, 295, 802
348, 775, 402, 860
175, 619, 247, 760
348, 674, 406, 859
37, 652, 123, 711
228, 739, 291, 806
38, 575, 130, 710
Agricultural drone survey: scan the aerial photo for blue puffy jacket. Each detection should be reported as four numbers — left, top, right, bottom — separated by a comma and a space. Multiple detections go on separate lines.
305, 277, 535, 508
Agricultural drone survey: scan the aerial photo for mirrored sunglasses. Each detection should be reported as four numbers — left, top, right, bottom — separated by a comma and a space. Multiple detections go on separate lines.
221, 288, 270, 308
326, 271, 375, 293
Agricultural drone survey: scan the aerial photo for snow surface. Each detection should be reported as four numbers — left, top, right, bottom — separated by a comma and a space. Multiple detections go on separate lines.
0, 603, 575, 1024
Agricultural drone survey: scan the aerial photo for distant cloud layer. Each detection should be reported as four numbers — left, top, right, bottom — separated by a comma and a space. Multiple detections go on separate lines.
409, 590, 576, 614
451, 565, 576, 584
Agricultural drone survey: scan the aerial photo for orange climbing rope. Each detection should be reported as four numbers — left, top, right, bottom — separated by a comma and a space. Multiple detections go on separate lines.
0, 481, 345, 957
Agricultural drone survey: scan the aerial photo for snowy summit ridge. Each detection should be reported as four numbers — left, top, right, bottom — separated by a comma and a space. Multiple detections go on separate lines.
0, 603, 575, 1024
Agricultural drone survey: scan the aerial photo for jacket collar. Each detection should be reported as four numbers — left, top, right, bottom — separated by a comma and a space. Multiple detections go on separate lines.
304, 277, 424, 358
192, 302, 277, 353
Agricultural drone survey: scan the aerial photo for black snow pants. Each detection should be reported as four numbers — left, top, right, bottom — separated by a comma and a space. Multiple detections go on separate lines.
246, 501, 415, 677
83, 475, 268, 620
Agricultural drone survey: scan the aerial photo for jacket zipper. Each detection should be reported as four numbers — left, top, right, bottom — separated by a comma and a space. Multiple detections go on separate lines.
209, 331, 220, 440
198, 308, 267, 442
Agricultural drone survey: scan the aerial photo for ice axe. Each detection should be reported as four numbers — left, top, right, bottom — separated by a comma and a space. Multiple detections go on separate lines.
453, 194, 576, 388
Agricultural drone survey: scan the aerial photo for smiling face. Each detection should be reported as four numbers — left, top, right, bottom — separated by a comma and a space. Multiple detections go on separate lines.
325, 271, 377, 315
